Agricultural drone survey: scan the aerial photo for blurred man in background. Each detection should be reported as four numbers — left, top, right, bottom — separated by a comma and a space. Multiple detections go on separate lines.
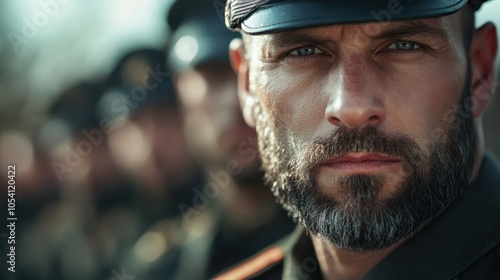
153, 0, 295, 279
103, 48, 198, 224
16, 81, 126, 280
100, 48, 201, 278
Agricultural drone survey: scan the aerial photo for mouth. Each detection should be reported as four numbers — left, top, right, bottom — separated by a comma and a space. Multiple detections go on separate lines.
319, 153, 401, 174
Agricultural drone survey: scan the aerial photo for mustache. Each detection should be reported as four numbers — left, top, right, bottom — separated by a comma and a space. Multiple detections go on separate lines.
302, 126, 424, 170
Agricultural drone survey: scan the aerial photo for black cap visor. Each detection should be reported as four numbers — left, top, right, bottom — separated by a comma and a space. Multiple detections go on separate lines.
240, 0, 468, 35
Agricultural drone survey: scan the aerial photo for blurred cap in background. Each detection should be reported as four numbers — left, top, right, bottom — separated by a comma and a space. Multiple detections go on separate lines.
101, 48, 176, 122
167, 0, 239, 72
38, 82, 104, 153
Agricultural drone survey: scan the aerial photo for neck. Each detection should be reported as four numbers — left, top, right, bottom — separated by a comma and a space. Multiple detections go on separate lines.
311, 235, 400, 280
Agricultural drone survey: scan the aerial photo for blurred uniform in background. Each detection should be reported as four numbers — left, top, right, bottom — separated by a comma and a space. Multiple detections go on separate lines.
141, 0, 296, 279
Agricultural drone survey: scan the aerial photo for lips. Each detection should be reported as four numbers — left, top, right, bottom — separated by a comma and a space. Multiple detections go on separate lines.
319, 153, 401, 173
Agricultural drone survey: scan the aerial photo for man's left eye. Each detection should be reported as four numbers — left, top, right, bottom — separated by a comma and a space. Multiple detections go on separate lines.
289, 46, 324, 56
387, 41, 421, 51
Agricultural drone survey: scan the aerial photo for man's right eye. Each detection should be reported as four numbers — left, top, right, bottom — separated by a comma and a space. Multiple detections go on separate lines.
289, 46, 324, 56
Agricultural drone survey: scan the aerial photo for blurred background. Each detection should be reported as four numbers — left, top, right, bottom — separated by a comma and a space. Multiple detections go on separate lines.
0, 0, 499, 279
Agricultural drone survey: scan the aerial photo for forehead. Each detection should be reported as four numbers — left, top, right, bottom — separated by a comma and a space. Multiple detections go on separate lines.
247, 13, 463, 50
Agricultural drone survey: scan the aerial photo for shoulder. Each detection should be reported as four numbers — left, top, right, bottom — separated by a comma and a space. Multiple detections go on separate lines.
454, 244, 500, 279
213, 246, 285, 280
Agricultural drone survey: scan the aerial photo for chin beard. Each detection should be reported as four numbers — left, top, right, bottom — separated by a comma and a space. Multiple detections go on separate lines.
254, 89, 476, 253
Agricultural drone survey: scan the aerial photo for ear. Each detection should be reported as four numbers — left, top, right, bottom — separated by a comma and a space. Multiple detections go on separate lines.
229, 38, 256, 127
471, 22, 498, 118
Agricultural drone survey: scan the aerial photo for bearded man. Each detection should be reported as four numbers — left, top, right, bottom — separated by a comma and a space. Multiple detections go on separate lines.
215, 0, 500, 279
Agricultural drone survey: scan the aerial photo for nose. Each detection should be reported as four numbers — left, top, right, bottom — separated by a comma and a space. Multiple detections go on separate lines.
325, 60, 385, 128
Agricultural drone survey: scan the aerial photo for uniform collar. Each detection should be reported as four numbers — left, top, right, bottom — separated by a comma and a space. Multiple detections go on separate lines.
281, 225, 322, 280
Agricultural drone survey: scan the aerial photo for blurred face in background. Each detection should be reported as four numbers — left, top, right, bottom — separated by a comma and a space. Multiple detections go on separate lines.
176, 63, 261, 183
108, 106, 191, 192
105, 53, 193, 191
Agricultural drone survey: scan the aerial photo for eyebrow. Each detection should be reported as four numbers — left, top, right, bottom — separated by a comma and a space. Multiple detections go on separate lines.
266, 20, 450, 48
267, 30, 330, 49
370, 20, 449, 41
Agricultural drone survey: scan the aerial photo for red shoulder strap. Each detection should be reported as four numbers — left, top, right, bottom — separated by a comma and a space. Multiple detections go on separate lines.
213, 246, 284, 280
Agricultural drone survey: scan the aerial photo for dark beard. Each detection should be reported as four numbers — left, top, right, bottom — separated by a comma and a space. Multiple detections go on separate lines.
255, 88, 476, 253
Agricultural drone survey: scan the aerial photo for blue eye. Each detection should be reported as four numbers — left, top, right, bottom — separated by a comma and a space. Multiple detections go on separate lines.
289, 46, 324, 56
388, 41, 420, 51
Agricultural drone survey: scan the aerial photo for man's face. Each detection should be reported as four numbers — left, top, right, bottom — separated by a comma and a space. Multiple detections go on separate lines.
244, 12, 477, 252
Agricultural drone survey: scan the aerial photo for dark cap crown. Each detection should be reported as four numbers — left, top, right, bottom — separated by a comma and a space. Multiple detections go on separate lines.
225, 0, 491, 35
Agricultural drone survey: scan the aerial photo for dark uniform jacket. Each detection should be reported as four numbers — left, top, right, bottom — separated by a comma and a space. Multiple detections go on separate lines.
216, 153, 500, 280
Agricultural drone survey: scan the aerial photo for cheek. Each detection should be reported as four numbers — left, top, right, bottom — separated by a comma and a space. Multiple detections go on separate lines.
251, 47, 467, 153
252, 63, 327, 139
385, 58, 466, 147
